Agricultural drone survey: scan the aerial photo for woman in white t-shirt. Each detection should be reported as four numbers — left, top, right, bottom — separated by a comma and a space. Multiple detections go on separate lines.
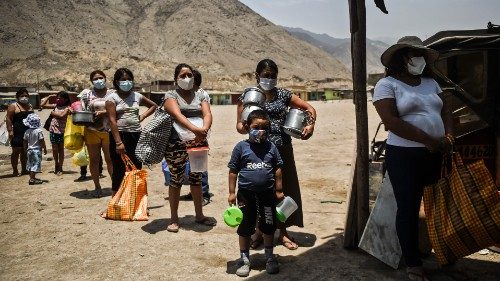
105, 68, 157, 196
78, 70, 114, 197
373, 36, 453, 281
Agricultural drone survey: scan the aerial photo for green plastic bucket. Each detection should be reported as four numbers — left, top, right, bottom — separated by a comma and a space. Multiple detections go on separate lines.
223, 205, 243, 227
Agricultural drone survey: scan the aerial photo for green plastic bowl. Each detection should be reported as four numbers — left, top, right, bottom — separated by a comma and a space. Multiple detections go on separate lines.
223, 205, 243, 227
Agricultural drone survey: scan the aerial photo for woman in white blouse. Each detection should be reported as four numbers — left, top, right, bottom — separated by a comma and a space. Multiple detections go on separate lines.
373, 36, 453, 281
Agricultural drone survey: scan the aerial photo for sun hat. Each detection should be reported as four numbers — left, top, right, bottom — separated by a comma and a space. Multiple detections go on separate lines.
381, 36, 439, 68
22, 113, 41, 129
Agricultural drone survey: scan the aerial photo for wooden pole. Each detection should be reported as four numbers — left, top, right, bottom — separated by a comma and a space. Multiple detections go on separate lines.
344, 0, 370, 248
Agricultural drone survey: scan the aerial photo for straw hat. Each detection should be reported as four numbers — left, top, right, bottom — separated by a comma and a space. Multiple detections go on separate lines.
381, 36, 439, 68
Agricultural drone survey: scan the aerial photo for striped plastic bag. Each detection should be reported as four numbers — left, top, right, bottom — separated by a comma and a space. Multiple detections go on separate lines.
423, 152, 500, 265
104, 154, 148, 221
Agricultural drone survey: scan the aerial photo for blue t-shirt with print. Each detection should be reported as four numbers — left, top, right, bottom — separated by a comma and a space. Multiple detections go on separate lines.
228, 140, 283, 191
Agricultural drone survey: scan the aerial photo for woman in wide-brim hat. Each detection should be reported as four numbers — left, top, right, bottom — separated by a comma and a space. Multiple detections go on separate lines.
372, 36, 453, 281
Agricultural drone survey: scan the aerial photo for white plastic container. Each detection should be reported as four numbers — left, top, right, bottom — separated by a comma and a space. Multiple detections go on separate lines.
276, 196, 298, 223
172, 117, 204, 141
186, 146, 209, 172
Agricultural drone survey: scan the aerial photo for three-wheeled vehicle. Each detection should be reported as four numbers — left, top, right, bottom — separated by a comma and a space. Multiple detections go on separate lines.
370, 23, 500, 184
425, 23, 499, 182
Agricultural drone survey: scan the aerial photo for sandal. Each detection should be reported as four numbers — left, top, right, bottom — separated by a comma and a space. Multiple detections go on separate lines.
195, 216, 217, 226
92, 188, 103, 198
250, 235, 264, 249
167, 222, 179, 233
279, 236, 298, 250
407, 266, 429, 281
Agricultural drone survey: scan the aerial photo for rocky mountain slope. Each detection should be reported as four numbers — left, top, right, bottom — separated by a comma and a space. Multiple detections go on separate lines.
0, 0, 351, 91
283, 26, 388, 74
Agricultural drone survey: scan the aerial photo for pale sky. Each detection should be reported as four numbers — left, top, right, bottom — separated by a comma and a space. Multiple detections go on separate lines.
238, 0, 500, 42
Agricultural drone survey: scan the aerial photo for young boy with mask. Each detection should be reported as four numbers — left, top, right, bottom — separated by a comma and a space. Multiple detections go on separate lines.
227, 109, 283, 277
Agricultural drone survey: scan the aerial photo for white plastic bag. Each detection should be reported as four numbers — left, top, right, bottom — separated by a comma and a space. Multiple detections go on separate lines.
172, 117, 204, 141
0, 121, 9, 146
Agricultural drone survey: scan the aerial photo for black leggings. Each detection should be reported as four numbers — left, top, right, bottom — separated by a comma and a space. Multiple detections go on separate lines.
385, 145, 441, 267
237, 189, 277, 237
109, 131, 142, 191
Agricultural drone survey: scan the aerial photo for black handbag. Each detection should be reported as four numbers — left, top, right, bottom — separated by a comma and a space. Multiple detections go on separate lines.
43, 110, 54, 131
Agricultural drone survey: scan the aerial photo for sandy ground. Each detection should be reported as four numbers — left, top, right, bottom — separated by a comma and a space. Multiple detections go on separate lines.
0, 100, 498, 280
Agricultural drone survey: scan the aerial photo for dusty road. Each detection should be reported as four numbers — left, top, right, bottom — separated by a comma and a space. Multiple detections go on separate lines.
0, 101, 498, 280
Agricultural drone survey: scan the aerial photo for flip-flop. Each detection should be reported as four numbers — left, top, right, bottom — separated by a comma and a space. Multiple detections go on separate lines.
279, 237, 298, 250
195, 217, 217, 226
167, 223, 179, 233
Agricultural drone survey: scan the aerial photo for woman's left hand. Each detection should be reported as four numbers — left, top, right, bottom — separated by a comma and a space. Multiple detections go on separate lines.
301, 124, 315, 140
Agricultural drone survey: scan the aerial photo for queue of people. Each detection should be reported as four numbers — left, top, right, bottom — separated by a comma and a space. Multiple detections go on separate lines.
3, 43, 458, 278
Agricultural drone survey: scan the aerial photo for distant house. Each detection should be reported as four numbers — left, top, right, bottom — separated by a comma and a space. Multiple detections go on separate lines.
150, 80, 175, 92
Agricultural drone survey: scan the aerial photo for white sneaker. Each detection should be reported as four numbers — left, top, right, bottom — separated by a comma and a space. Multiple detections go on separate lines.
235, 259, 250, 277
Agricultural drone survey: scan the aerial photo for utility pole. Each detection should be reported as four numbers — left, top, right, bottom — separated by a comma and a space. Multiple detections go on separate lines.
344, 0, 369, 249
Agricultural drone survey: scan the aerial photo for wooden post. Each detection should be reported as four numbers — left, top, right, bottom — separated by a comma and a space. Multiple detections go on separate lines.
344, 0, 370, 248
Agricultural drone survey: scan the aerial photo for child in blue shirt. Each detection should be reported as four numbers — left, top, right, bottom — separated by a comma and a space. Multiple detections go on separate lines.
227, 109, 283, 277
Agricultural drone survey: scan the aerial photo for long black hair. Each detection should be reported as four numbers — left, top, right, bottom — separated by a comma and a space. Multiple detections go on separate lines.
15, 88, 28, 99
113, 68, 134, 89
255, 59, 279, 76
57, 91, 71, 106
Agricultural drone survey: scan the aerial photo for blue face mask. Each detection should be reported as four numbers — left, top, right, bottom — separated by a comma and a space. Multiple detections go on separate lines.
249, 129, 267, 143
118, 80, 133, 92
93, 79, 106, 90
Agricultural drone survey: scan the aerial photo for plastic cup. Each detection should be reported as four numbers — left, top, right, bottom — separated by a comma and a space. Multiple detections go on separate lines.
276, 196, 298, 223
223, 205, 243, 227
186, 146, 209, 172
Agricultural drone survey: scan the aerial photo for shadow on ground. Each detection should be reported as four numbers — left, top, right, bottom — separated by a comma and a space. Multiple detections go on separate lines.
142, 215, 217, 234
227, 233, 499, 281
69, 188, 112, 199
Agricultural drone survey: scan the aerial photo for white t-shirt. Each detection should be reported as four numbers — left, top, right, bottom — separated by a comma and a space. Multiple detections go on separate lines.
79, 88, 112, 131
106, 91, 143, 132
23, 128, 44, 150
373, 76, 445, 147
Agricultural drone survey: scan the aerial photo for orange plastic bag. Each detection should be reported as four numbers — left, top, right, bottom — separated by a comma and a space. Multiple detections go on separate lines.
104, 154, 148, 221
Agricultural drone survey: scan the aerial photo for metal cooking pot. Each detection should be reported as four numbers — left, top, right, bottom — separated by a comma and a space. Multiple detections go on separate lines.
282, 108, 307, 139
241, 87, 265, 106
241, 105, 262, 122
72, 111, 95, 126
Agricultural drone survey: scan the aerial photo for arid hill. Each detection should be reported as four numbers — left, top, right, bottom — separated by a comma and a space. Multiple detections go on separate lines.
0, 0, 351, 91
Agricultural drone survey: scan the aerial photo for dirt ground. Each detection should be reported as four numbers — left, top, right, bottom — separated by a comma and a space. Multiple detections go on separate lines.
0, 101, 498, 280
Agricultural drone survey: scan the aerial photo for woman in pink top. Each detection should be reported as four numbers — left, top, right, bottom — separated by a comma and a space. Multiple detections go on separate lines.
40, 91, 72, 175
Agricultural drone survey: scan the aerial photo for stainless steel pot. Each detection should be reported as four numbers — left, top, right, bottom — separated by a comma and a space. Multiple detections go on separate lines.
72, 111, 95, 126
241, 105, 262, 122
242, 87, 265, 106
282, 108, 307, 139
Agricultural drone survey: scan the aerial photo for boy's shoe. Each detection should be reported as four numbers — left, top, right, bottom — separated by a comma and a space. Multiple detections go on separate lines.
235, 259, 250, 277
265, 257, 279, 274
202, 196, 211, 206
29, 179, 43, 185
180, 192, 193, 200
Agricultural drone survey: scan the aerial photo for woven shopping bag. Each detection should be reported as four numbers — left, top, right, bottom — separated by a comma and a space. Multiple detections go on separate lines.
104, 154, 149, 221
135, 106, 172, 166
423, 152, 500, 265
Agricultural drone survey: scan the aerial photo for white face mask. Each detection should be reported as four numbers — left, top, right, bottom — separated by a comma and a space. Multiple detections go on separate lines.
18, 97, 29, 104
407, 56, 426, 75
177, 77, 194, 90
259, 77, 277, 91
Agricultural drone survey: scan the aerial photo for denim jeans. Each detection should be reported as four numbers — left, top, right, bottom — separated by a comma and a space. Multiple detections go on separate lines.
162, 160, 210, 198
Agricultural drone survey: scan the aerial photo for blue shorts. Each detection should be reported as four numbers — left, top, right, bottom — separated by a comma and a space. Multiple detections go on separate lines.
26, 148, 42, 173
